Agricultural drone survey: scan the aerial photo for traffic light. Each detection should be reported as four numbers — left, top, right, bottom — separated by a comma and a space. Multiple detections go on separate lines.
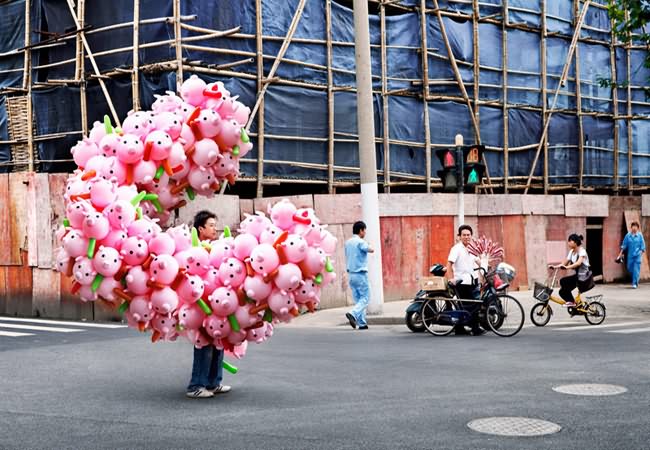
462, 145, 485, 188
435, 148, 458, 191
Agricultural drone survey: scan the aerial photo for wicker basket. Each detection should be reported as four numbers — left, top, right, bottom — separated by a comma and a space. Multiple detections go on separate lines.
533, 282, 553, 302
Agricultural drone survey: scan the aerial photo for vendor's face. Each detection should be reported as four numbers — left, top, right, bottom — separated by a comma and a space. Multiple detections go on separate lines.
459, 229, 472, 246
199, 218, 218, 241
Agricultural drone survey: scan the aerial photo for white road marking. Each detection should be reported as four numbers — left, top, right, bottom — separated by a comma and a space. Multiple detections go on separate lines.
0, 317, 126, 329
0, 323, 83, 333
0, 330, 35, 337
608, 327, 650, 334
556, 321, 650, 331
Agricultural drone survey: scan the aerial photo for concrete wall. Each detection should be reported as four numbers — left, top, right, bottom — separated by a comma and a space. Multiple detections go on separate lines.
0, 172, 648, 320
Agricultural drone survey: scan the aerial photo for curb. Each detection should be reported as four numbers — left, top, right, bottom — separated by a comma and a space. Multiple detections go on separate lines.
366, 316, 405, 325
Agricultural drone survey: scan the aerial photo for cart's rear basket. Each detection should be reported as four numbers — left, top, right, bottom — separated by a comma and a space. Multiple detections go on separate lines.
533, 282, 553, 302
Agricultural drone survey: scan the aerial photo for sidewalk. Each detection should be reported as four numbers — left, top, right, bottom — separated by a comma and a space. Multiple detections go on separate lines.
287, 283, 649, 328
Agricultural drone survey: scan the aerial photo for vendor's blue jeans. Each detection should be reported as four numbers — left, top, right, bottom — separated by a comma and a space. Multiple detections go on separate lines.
627, 257, 641, 286
349, 271, 370, 327
187, 345, 223, 391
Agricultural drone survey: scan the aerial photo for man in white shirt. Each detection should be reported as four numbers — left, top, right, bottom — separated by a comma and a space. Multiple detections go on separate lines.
446, 225, 484, 336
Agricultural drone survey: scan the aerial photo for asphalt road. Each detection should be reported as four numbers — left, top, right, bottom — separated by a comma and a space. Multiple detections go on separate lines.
1, 316, 649, 450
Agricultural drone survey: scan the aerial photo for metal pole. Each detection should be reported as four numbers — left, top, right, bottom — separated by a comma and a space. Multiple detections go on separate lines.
353, 0, 384, 314
455, 134, 464, 225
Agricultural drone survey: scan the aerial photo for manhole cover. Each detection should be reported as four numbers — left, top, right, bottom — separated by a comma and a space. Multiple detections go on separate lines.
467, 417, 561, 437
553, 383, 627, 396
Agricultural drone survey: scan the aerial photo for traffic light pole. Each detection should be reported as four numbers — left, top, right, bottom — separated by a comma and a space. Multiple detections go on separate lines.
353, 0, 384, 314
455, 134, 464, 225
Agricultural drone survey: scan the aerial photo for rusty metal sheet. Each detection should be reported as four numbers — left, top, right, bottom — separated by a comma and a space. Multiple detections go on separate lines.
398, 217, 431, 300
26, 172, 38, 267
0, 266, 6, 314
429, 216, 455, 267
380, 217, 403, 301
502, 216, 528, 289
0, 174, 10, 265
35, 173, 54, 268
5, 251, 33, 316
320, 224, 350, 309
8, 172, 30, 265
49, 174, 68, 261
32, 268, 60, 318
477, 216, 504, 246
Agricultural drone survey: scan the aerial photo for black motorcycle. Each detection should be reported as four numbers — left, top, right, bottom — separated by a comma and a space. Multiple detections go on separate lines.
405, 263, 449, 332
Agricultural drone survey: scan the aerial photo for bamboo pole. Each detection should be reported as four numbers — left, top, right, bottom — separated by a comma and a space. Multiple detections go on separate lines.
132, 0, 141, 111
472, 0, 480, 143
610, 15, 620, 192
326, 0, 335, 194
523, 0, 591, 194
65, 0, 121, 127
420, 0, 431, 192
78, 0, 88, 136
431, 0, 480, 140
23, 0, 34, 172
255, 0, 265, 197
574, 0, 585, 190
541, 0, 548, 193
625, 10, 633, 191
245, 0, 308, 132
173, 0, 183, 88
380, 1, 391, 193
502, 0, 509, 193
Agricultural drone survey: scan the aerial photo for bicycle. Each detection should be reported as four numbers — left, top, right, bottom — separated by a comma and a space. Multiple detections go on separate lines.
530, 267, 606, 326
420, 263, 525, 337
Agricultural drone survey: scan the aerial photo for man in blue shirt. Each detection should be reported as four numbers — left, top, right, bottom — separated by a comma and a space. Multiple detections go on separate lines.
345, 221, 374, 330
617, 221, 646, 289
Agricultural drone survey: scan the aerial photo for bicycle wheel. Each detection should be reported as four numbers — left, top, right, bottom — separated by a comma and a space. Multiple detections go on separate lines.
584, 301, 606, 325
530, 302, 552, 327
421, 298, 456, 336
485, 294, 524, 337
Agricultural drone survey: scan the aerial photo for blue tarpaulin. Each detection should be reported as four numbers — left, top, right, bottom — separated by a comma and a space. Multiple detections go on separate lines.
0, 0, 648, 187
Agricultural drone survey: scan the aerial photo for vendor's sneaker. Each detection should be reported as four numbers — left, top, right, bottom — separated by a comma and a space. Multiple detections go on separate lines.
563, 302, 576, 308
209, 385, 231, 395
186, 387, 214, 399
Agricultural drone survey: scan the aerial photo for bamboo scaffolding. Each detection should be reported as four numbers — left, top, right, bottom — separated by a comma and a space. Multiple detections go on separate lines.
574, 0, 585, 190
132, 0, 140, 111
65, 0, 121, 127
326, 0, 334, 194
255, 0, 265, 197
2, 0, 647, 194
380, 1, 391, 192
245, 0, 308, 132
523, 0, 591, 194
24, 0, 34, 172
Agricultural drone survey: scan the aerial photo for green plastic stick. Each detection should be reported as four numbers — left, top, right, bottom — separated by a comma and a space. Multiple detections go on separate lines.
151, 198, 163, 213
154, 166, 164, 181
191, 227, 199, 247
131, 191, 146, 206
325, 257, 334, 273
143, 193, 159, 201
87, 238, 96, 259
232, 145, 240, 156
121, 277, 127, 288
91, 274, 104, 293
197, 299, 212, 315
240, 128, 250, 143
263, 308, 273, 323
222, 361, 238, 374
314, 273, 323, 285
136, 207, 143, 219
176, 324, 185, 332
62, 218, 70, 227
186, 187, 196, 201
228, 314, 241, 332
103, 115, 113, 134
118, 301, 129, 314
223, 226, 231, 238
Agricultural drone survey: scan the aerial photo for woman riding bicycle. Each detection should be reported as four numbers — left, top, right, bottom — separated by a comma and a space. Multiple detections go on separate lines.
549, 233, 591, 307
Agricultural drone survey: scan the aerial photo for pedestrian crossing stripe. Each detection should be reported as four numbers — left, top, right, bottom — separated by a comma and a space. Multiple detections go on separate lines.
607, 327, 650, 334
556, 320, 650, 331
0, 330, 35, 337
0, 316, 126, 329
0, 323, 84, 333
